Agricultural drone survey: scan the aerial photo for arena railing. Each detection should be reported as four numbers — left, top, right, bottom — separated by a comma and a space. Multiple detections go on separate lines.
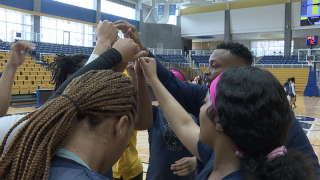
161, 62, 191, 68
149, 48, 183, 55
199, 63, 209, 67
253, 64, 309, 68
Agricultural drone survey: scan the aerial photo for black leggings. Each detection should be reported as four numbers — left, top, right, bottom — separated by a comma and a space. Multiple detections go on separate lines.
113, 171, 143, 180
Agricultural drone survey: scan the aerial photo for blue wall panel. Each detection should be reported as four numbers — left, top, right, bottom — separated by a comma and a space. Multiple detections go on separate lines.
41, 0, 96, 23
101, 12, 139, 31
0, 0, 33, 11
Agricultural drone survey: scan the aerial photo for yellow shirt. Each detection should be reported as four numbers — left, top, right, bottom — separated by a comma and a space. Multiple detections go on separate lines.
112, 131, 143, 180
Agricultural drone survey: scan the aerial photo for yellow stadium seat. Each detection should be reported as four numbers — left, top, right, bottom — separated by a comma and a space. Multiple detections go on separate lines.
24, 80, 32, 86
29, 60, 36, 64
39, 85, 48, 89
32, 67, 40, 71
17, 75, 26, 80
20, 86, 29, 94
17, 67, 24, 72
48, 58, 54, 64
24, 67, 32, 72
11, 86, 19, 95
28, 76, 36, 81
0, 66, 4, 72
29, 85, 38, 93
33, 80, 41, 86
5, 53, 10, 56
43, 75, 51, 80
25, 57, 32, 60
48, 84, 55, 89
37, 71, 45, 75
19, 64, 26, 68
0, 59, 6, 64
40, 67, 46, 71
0, 62, 4, 66
36, 75, 43, 80
21, 71, 29, 75
14, 80, 24, 86
43, 55, 48, 62
42, 80, 50, 85
15, 71, 21, 76
29, 71, 37, 75
34, 64, 41, 68
45, 71, 52, 76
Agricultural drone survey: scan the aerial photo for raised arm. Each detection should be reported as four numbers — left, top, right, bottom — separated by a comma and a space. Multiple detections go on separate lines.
0, 41, 35, 117
126, 61, 153, 130
115, 20, 207, 117
139, 57, 201, 160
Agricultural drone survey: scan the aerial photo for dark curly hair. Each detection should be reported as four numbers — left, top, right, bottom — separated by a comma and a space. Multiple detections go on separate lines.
50, 54, 89, 90
208, 66, 313, 180
217, 42, 253, 66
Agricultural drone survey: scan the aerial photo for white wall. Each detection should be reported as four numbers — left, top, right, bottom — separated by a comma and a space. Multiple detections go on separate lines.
181, 11, 225, 37
230, 4, 285, 34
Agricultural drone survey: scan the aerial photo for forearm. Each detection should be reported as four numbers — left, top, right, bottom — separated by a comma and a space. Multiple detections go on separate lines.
149, 78, 200, 159
47, 48, 122, 102
134, 75, 153, 130
0, 64, 17, 117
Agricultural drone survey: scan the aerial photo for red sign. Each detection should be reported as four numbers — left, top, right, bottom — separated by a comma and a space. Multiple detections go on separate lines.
306, 36, 318, 45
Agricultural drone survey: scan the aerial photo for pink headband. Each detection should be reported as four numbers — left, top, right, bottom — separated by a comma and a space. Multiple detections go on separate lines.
209, 72, 223, 114
266, 146, 287, 161
170, 70, 185, 82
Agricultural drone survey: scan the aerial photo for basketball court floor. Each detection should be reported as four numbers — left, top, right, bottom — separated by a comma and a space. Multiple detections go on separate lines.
6, 93, 320, 179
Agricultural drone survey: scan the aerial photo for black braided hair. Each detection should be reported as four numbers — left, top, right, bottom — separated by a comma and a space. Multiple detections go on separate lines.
50, 54, 89, 90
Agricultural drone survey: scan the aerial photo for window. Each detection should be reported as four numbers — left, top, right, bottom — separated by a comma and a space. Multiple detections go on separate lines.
40, 17, 94, 46
101, 1, 136, 20
167, 9, 178, 25
0, 8, 32, 41
251, 40, 294, 57
53, 0, 94, 10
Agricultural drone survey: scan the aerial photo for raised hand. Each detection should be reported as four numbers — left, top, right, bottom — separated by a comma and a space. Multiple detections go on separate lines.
138, 57, 157, 82
96, 20, 118, 46
8, 41, 36, 68
170, 157, 197, 176
112, 38, 146, 62
114, 20, 146, 52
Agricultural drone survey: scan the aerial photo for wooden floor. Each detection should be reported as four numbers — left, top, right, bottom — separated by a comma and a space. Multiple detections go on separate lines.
6, 94, 320, 179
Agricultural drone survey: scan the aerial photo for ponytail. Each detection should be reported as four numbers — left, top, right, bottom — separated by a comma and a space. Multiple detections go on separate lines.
241, 150, 313, 180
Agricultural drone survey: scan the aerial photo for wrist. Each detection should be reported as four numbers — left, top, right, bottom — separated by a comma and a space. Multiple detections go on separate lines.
93, 40, 111, 55
5, 61, 18, 70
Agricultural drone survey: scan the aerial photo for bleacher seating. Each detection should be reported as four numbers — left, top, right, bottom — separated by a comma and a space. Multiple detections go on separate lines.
191, 56, 210, 66
0, 40, 10, 50
155, 54, 188, 63
263, 68, 309, 92
257, 55, 308, 64
0, 54, 54, 94
23, 41, 95, 59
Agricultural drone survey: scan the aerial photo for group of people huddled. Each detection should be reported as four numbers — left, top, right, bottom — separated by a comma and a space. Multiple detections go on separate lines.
0, 20, 318, 180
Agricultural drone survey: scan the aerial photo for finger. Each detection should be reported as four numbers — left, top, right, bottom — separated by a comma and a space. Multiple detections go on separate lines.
175, 158, 186, 164
173, 169, 190, 175
177, 170, 192, 176
128, 28, 139, 40
133, 51, 146, 60
114, 20, 126, 25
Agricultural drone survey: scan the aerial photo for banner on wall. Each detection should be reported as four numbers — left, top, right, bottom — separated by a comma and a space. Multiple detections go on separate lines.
158, 5, 164, 16
169, 5, 176, 15
213, 0, 222, 2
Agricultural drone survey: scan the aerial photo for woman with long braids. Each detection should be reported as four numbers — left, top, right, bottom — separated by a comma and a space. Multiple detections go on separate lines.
0, 70, 137, 180
139, 57, 313, 180
0, 20, 146, 180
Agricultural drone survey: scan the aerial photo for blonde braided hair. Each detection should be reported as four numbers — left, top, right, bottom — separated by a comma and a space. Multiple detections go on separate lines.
0, 70, 137, 180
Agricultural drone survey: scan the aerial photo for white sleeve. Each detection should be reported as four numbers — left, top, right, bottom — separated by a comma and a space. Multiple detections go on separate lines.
292, 84, 296, 96
85, 54, 99, 66
0, 114, 26, 149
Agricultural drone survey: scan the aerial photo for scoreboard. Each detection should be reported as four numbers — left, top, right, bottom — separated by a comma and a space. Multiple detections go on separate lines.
306, 35, 318, 45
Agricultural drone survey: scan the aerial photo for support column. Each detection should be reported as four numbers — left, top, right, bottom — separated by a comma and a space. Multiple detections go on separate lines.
224, 10, 232, 43
33, 0, 41, 41
284, 3, 292, 57
95, 0, 101, 23
135, 0, 142, 21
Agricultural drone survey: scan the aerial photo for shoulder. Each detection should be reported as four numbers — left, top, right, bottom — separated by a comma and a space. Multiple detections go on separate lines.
222, 170, 244, 180
49, 166, 109, 180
